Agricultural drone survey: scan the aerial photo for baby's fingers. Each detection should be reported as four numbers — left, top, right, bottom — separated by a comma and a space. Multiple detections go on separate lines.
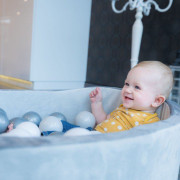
89, 91, 96, 97
89, 92, 94, 98
89, 88, 98, 97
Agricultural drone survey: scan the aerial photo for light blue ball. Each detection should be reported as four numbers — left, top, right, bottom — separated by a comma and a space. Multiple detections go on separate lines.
50, 112, 67, 122
0, 110, 9, 133
10, 117, 28, 129
0, 108, 6, 114
23, 111, 42, 126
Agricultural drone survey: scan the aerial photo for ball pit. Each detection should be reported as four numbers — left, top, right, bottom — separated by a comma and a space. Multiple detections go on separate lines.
0, 87, 179, 180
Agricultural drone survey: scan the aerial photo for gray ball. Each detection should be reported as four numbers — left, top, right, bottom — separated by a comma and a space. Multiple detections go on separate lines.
0, 110, 9, 133
50, 112, 67, 122
9, 117, 27, 129
48, 131, 64, 136
23, 111, 42, 126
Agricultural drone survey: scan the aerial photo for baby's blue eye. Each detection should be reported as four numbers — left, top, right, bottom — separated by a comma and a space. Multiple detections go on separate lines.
135, 85, 140, 90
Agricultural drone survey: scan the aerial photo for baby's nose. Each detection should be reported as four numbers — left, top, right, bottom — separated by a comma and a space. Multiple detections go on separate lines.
125, 86, 133, 93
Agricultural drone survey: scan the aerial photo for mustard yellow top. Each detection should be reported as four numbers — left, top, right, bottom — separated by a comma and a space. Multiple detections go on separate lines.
95, 104, 159, 133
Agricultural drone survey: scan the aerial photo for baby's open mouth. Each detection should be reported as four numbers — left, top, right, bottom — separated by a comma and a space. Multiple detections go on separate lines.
125, 96, 133, 100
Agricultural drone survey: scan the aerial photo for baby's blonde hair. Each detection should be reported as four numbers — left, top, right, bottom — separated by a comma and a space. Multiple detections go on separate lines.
133, 61, 173, 99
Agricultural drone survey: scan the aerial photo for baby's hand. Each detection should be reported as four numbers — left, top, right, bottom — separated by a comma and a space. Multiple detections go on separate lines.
6, 123, 14, 132
89, 87, 102, 103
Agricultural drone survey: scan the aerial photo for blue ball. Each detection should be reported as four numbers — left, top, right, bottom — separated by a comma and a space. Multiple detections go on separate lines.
0, 110, 9, 133
9, 117, 27, 129
50, 112, 67, 122
23, 111, 42, 126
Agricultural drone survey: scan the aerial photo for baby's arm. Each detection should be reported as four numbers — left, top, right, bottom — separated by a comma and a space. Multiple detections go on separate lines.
89, 87, 109, 124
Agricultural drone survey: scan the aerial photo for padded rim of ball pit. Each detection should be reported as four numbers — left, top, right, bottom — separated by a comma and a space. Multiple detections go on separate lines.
0, 87, 180, 180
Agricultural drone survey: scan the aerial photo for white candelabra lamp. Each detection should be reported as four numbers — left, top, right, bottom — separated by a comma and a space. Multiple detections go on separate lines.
111, 0, 173, 68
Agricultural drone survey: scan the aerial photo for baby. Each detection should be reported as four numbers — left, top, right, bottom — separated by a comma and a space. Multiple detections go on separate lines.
90, 61, 173, 133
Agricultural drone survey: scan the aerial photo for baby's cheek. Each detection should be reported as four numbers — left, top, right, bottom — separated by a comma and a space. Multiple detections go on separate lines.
141, 95, 154, 106
135, 94, 150, 106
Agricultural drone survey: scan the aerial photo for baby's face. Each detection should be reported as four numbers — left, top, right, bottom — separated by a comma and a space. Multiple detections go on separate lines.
121, 66, 160, 112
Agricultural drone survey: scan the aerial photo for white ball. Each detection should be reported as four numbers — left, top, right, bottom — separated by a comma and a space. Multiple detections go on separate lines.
64, 128, 92, 136
1, 128, 31, 137
74, 111, 96, 128
39, 116, 63, 132
90, 131, 102, 135
17, 122, 40, 137
2, 122, 40, 137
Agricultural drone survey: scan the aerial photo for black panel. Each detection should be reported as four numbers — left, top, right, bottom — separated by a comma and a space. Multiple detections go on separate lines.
86, 0, 180, 88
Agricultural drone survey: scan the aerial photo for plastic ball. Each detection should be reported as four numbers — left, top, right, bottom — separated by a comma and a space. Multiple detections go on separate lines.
48, 131, 64, 136
1, 122, 40, 137
39, 116, 63, 133
23, 111, 42, 126
1, 128, 30, 137
9, 117, 27, 129
90, 131, 102, 135
17, 122, 40, 137
0, 108, 6, 114
64, 128, 91, 136
50, 112, 67, 122
74, 111, 96, 128
0, 110, 9, 133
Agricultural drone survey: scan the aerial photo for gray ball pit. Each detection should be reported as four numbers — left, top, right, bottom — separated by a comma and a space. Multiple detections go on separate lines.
0, 87, 180, 180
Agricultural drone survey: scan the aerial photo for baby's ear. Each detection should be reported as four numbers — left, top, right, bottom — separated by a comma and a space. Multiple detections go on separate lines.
152, 95, 165, 108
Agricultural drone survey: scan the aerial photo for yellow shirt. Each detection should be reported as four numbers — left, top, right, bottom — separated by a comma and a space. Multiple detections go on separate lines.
95, 104, 159, 133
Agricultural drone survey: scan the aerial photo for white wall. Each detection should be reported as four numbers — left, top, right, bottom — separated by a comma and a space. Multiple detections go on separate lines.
0, 0, 92, 90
